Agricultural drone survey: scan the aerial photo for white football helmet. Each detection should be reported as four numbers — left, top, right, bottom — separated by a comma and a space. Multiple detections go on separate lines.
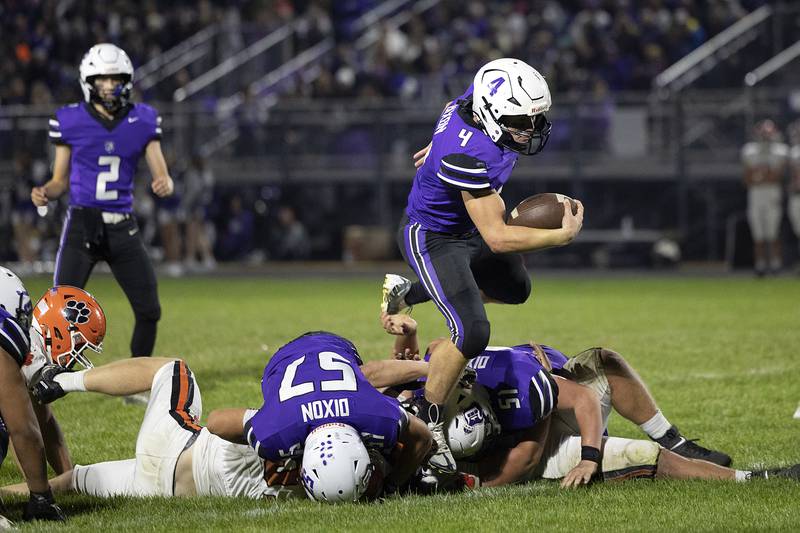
472, 58, 552, 155
300, 423, 374, 503
446, 384, 500, 459
0, 266, 32, 331
79, 43, 134, 111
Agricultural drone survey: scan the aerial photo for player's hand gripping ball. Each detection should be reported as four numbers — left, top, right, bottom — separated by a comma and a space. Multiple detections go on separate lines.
507, 193, 579, 229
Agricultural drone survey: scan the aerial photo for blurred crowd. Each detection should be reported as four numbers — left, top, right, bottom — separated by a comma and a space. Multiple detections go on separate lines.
288, 0, 769, 100
0, 0, 353, 105
1, 0, 770, 106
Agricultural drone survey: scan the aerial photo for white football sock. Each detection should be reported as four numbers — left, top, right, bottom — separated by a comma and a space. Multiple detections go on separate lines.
735, 470, 753, 482
54, 370, 88, 392
639, 410, 672, 440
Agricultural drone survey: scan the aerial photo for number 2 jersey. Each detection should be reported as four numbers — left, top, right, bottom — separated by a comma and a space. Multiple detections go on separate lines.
49, 102, 162, 213
405, 85, 519, 234
245, 332, 409, 461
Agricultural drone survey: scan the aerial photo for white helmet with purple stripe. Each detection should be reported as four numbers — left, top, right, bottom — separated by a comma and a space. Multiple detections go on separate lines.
472, 58, 552, 155
79, 43, 134, 111
0, 266, 32, 331
300, 423, 374, 503
446, 384, 500, 459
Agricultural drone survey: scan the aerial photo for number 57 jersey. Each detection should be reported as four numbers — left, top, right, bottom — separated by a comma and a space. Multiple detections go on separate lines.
49, 102, 162, 213
245, 332, 409, 462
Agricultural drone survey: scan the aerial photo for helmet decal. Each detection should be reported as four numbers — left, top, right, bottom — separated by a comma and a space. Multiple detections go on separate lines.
488, 77, 505, 96
63, 300, 91, 325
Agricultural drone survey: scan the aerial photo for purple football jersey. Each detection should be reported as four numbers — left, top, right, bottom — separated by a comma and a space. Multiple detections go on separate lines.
467, 344, 559, 433
49, 103, 162, 213
246, 332, 409, 461
405, 85, 518, 234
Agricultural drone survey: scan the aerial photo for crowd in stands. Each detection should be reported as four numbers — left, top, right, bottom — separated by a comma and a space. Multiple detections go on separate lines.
0, 0, 340, 105
289, 0, 769, 101
1, 0, 771, 106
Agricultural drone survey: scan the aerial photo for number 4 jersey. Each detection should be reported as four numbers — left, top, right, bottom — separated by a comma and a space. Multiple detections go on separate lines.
405, 84, 519, 235
49, 102, 162, 213
245, 332, 409, 461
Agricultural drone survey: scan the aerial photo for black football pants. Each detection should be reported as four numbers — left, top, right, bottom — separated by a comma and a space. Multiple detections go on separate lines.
54, 207, 161, 357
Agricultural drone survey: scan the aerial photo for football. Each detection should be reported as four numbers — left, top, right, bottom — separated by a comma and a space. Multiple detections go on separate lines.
506, 193, 579, 229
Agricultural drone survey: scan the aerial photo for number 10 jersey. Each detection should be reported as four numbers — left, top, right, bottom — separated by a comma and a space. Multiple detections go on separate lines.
49, 102, 162, 213
246, 332, 408, 462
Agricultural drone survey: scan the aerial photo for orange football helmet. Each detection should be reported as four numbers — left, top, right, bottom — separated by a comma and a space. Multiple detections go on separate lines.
31, 286, 106, 369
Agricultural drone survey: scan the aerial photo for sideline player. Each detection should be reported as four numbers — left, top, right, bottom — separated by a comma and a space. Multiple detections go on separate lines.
380, 313, 751, 488
207, 331, 433, 502
382, 58, 584, 473
741, 119, 789, 276
31, 43, 173, 358
15, 333, 431, 503
0, 268, 66, 523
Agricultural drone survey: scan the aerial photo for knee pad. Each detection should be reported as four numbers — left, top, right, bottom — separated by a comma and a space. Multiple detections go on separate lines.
134, 302, 161, 323
602, 438, 660, 481
495, 273, 531, 305
459, 319, 490, 359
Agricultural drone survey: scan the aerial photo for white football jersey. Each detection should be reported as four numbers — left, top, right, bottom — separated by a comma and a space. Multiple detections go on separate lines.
20, 338, 47, 385
741, 141, 789, 168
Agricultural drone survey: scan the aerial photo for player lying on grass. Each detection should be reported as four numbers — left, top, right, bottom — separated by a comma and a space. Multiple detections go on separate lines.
205, 331, 433, 502
381, 313, 800, 487
5, 332, 431, 503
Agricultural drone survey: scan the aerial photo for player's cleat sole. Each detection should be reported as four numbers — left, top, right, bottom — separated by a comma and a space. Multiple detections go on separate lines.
427, 423, 457, 475
381, 274, 412, 314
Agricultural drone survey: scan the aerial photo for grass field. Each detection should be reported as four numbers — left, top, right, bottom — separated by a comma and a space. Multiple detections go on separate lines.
2, 273, 799, 531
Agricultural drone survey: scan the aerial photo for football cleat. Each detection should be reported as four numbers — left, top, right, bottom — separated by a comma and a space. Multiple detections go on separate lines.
381, 274, 412, 314
793, 404, 800, 420
427, 422, 457, 475
23, 490, 65, 522
29, 365, 69, 404
655, 426, 732, 467
752, 464, 800, 481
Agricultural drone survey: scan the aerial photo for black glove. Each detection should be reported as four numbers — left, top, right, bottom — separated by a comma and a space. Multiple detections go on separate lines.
23, 489, 66, 521
30, 365, 69, 404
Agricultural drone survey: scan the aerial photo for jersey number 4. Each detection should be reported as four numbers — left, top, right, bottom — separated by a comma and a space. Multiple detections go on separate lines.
279, 352, 357, 402
96, 155, 121, 201
458, 129, 473, 147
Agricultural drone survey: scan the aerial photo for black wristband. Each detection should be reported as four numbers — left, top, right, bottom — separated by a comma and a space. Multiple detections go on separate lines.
581, 446, 602, 464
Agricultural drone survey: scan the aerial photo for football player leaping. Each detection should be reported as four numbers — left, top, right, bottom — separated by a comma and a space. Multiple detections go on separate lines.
381, 313, 800, 487
11, 332, 432, 503
31, 44, 173, 360
381, 58, 584, 475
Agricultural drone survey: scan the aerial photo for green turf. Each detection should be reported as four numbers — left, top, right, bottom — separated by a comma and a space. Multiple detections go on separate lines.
2, 274, 800, 531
